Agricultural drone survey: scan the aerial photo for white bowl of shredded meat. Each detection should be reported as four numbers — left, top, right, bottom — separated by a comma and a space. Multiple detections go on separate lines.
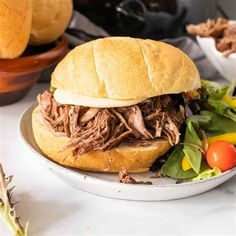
187, 18, 236, 82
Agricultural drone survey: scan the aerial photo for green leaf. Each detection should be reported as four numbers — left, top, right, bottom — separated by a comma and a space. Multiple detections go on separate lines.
49, 86, 56, 93
162, 80, 236, 181
191, 167, 221, 181
208, 97, 236, 122
183, 120, 203, 174
161, 145, 198, 179
201, 80, 236, 121
188, 111, 236, 136
201, 80, 228, 95
161, 110, 236, 180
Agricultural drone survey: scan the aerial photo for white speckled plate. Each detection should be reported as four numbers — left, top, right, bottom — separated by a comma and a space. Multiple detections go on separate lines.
19, 105, 236, 201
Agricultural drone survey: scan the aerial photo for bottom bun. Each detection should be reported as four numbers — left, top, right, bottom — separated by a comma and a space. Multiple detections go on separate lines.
32, 106, 171, 173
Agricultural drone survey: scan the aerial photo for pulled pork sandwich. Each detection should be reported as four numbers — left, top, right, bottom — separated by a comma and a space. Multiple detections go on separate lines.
32, 37, 200, 173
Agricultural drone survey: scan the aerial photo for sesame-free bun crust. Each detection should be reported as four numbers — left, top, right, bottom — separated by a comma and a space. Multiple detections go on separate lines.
52, 37, 201, 100
29, 0, 72, 45
32, 106, 171, 173
0, 0, 32, 59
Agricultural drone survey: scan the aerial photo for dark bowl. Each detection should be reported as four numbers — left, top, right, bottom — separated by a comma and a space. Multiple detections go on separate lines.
0, 36, 68, 106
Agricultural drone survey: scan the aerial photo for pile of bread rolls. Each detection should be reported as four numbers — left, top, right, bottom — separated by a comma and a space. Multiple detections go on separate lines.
0, 0, 73, 59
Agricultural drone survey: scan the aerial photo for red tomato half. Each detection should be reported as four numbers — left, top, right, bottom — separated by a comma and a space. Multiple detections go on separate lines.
206, 141, 236, 172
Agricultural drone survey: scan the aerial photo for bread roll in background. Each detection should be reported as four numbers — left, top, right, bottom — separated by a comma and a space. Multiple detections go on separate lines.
0, 0, 32, 59
29, 0, 73, 45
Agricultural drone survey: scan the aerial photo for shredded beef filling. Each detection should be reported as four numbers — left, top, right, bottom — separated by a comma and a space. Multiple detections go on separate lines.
37, 91, 185, 157
186, 18, 236, 57
118, 168, 152, 185
186, 18, 229, 38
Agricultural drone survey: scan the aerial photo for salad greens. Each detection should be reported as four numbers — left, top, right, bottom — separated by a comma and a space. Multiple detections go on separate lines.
161, 145, 212, 180
161, 145, 198, 179
201, 80, 236, 121
161, 80, 236, 181
188, 111, 236, 136
183, 120, 202, 174
191, 167, 221, 182
49, 85, 57, 93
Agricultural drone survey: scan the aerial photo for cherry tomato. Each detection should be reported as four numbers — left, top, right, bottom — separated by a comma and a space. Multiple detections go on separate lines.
206, 141, 236, 172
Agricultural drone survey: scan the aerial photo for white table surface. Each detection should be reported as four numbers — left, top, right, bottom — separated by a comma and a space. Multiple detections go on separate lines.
0, 83, 236, 236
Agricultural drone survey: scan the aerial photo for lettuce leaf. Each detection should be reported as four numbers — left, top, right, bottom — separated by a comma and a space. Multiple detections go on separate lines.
191, 167, 221, 181
161, 145, 198, 179
188, 111, 236, 136
183, 120, 202, 174
201, 80, 236, 121
162, 119, 203, 177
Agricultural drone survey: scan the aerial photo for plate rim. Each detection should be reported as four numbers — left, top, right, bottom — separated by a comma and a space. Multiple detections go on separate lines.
18, 104, 236, 189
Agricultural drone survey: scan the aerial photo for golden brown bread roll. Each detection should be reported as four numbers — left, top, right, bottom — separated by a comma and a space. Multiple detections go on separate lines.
52, 37, 200, 100
32, 106, 171, 173
29, 0, 73, 45
0, 0, 32, 59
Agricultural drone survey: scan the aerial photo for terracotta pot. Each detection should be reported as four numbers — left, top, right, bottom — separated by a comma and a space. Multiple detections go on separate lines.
0, 35, 68, 106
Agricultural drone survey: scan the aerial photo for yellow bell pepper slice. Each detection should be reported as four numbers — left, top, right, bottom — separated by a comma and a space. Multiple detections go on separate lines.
223, 93, 236, 108
207, 133, 236, 146
182, 155, 192, 171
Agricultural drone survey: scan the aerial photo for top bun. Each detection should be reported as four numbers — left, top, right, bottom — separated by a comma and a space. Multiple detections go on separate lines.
52, 37, 200, 100
0, 0, 32, 59
29, 0, 72, 45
